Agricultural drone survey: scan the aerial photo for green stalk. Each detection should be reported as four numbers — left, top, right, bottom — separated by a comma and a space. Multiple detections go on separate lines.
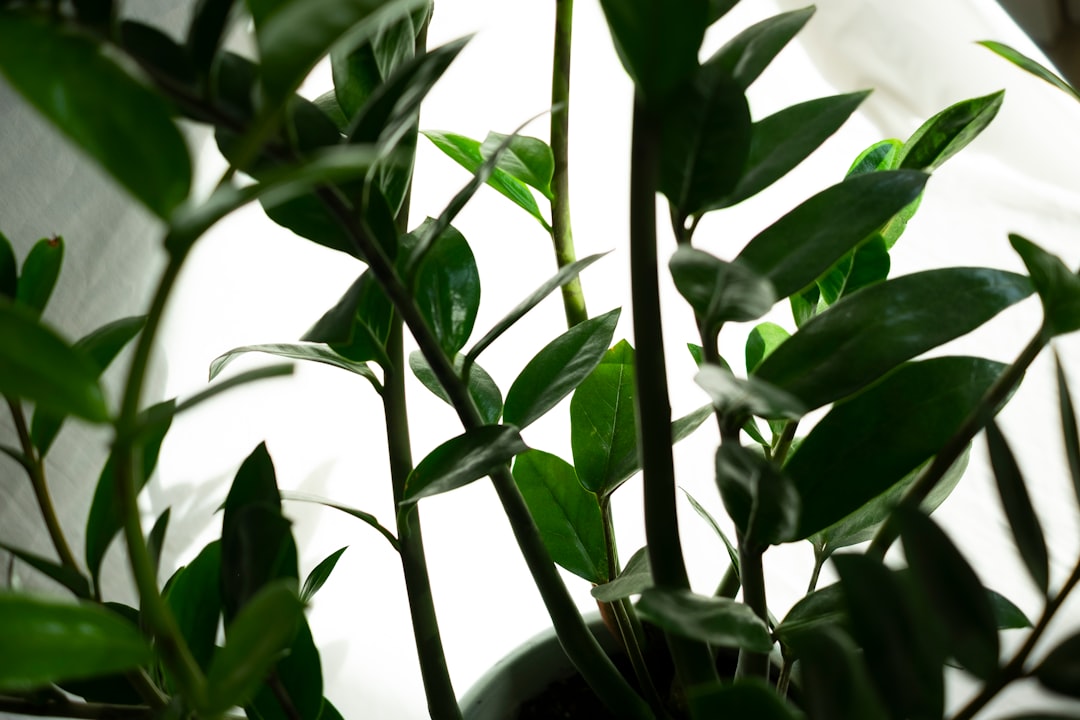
629, 94, 718, 692
549, 0, 587, 328
734, 540, 768, 680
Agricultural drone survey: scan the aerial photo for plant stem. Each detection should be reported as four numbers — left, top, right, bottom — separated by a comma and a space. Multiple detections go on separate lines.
734, 540, 769, 681
549, 0, 587, 328
867, 329, 1046, 560
0, 695, 152, 720
629, 93, 718, 693
806, 545, 826, 595
715, 564, 740, 598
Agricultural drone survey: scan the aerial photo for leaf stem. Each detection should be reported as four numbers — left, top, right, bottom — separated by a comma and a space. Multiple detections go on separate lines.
0, 695, 152, 720
734, 540, 770, 681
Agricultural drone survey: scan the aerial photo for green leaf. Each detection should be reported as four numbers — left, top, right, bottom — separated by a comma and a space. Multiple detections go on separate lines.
682, 490, 740, 581
302, 271, 392, 366
31, 315, 146, 456
282, 493, 398, 551
1056, 353, 1080, 509
412, 221, 479, 355
301, 546, 348, 603
164, 541, 223, 674
987, 588, 1033, 630
598, 0, 708, 102
736, 170, 928, 300
331, 9, 417, 120
512, 450, 607, 584
187, 0, 238, 78
637, 588, 773, 652
709, 0, 739, 24
0, 542, 90, 599
848, 139, 901, 176
210, 343, 380, 392
147, 508, 171, 581
479, 132, 554, 199
792, 626, 890, 720
570, 341, 637, 496
0, 230, 15, 299
1010, 234, 1080, 337
85, 400, 174, 585
0, 15, 190, 218
669, 247, 775, 330
715, 443, 800, 546
0, 301, 108, 422
1033, 633, 1080, 699
898, 91, 1004, 172
978, 41, 1080, 103
119, 20, 197, 88
401, 425, 527, 505
408, 351, 502, 425
248, 618, 323, 720
591, 547, 652, 602
705, 7, 814, 89
775, 582, 847, 647
833, 553, 945, 720
695, 364, 804, 421
787, 357, 1005, 540
0, 594, 152, 692
714, 91, 870, 210
897, 506, 999, 680
987, 420, 1049, 595
503, 308, 621, 429
205, 581, 304, 714
755, 268, 1032, 411
313, 90, 349, 132
745, 322, 789, 374
604, 404, 714, 495
688, 679, 803, 720
15, 236, 63, 317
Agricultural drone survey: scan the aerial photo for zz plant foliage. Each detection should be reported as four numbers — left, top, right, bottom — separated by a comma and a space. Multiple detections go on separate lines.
1, 0, 1080, 718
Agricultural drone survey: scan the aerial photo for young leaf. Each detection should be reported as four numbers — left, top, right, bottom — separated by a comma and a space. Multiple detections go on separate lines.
0, 595, 152, 692
570, 341, 636, 496
401, 425, 527, 505
187, 0, 238, 78
411, 222, 480, 355
0, 15, 191, 218
755, 268, 1032, 411
0, 542, 90, 599
978, 41, 1080, 103
591, 547, 652, 602
1033, 632, 1080, 699
479, 132, 554, 199
736, 170, 928, 301
210, 343, 380, 391
636, 588, 773, 652
745, 322, 789, 374
705, 7, 814, 89
1056, 354, 1080, 509
301, 546, 348, 603
15, 236, 63, 317
898, 91, 1004, 171
669, 247, 775, 330
408, 351, 502, 425
503, 308, 621, 430
986, 420, 1050, 595
165, 541, 224, 673
687, 679, 802, 720
512, 450, 607, 584
0, 230, 15, 299
1010, 234, 1080, 337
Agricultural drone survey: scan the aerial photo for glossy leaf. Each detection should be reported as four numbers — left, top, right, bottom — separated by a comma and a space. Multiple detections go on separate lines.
669, 247, 775, 330
248, 618, 323, 720
598, 0, 708, 102
755, 268, 1031, 411
331, 14, 408, 120
32, 315, 146, 456
897, 507, 999, 680
302, 271, 392, 367
570, 341, 636, 496
833, 553, 945, 720
787, 357, 1005, 540
512, 450, 607, 583
0, 302, 108, 422
1056, 354, 1080, 509
1033, 632, 1080, 699
0, 594, 152, 692
0, 230, 15, 299
794, 627, 890, 720
745, 322, 789, 374
187, 0, 238, 77
898, 91, 1003, 171
15, 237, 62, 317
775, 582, 847, 647
696, 364, 804, 421
0, 15, 190, 218
401, 425, 527, 505
979, 41, 1080, 102
503, 308, 621, 429
301, 546, 348, 603
408, 351, 502, 425
205, 581, 304, 714
0, 542, 90, 599
604, 403, 713, 492
165, 541, 223, 673
705, 7, 814, 89
1010, 234, 1080, 337
85, 400, 175, 585
637, 588, 773, 652
412, 222, 480, 355
591, 547, 652, 602
479, 132, 554, 199
715, 91, 870, 209
688, 679, 803, 720
715, 443, 800, 546
210, 343, 380, 391
736, 170, 928, 300
987, 420, 1050, 595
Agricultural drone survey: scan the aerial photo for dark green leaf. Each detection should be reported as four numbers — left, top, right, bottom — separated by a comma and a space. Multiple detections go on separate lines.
313, 90, 349, 132
503, 308, 621, 429
164, 541, 223, 673
637, 588, 773, 652
709, 0, 739, 24
205, 581, 304, 714
0, 15, 191, 218
736, 170, 928, 300
833, 554, 945, 720
302, 271, 392, 366
15, 236, 62, 316
669, 247, 775, 329
848, 138, 901, 176
1034, 632, 1080, 699
1056, 353, 1080, 509
987, 588, 1033, 630
479, 132, 554, 199
788, 357, 1005, 540
210, 343, 380, 391
0, 542, 90, 598
696, 364, 804, 421
987, 420, 1049, 595
282, 493, 398, 551
898, 91, 1004, 171
897, 506, 999, 680
715, 443, 800, 546
604, 404, 713, 493
0, 594, 152, 692
301, 546, 348, 603
591, 547, 652, 602
409, 351, 502, 425
775, 582, 847, 646
512, 450, 607, 584
120, 20, 197, 87
745, 322, 789, 374
187, 0, 238, 78
147, 508, 171, 581
793, 627, 890, 720
705, 7, 814, 89
978, 41, 1080, 102
688, 679, 802, 720
331, 9, 419, 120
0, 230, 15, 299
412, 221, 479, 355
598, 0, 708, 102
57, 673, 140, 706
1010, 234, 1080, 337
401, 425, 527, 505
715, 91, 870, 209
570, 341, 636, 496
248, 618, 323, 720
755, 268, 1031, 411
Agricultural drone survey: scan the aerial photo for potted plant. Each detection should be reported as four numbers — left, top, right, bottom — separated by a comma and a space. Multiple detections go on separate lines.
2, 0, 1080, 718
